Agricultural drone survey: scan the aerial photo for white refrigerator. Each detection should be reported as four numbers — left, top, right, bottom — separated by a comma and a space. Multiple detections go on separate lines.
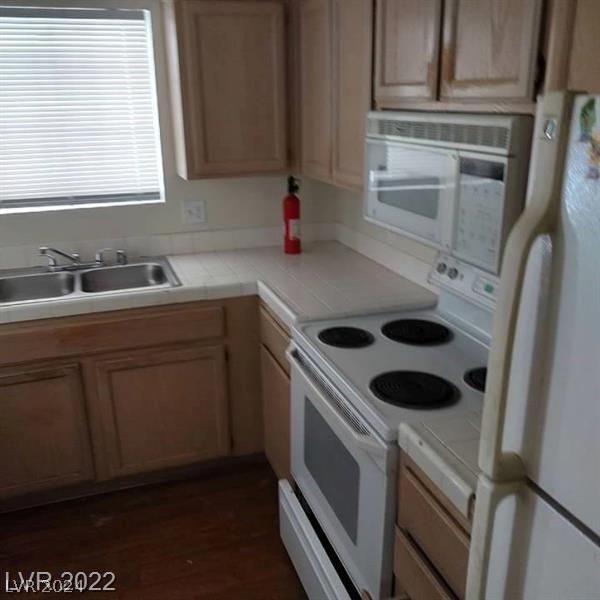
467, 91, 600, 599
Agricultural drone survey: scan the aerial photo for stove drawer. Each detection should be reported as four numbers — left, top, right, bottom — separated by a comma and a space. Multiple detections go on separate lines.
394, 527, 455, 600
279, 480, 351, 600
398, 461, 470, 598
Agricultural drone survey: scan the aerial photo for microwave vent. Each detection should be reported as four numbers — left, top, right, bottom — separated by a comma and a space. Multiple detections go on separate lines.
372, 118, 510, 150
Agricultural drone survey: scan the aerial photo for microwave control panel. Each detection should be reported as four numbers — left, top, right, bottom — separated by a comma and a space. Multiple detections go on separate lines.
454, 157, 506, 273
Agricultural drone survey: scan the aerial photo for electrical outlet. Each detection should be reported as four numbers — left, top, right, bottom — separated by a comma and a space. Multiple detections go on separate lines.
182, 199, 206, 224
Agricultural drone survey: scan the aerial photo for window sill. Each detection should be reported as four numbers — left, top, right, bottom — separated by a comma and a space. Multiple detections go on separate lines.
0, 199, 165, 216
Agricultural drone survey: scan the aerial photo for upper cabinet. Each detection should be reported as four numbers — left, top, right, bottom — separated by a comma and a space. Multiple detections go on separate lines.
440, 0, 543, 102
164, 0, 288, 179
299, 0, 372, 190
332, 0, 373, 189
299, 0, 333, 183
375, 0, 543, 111
544, 0, 600, 95
375, 0, 442, 103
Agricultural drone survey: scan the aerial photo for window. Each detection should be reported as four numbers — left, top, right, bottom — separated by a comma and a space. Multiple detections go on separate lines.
0, 6, 164, 212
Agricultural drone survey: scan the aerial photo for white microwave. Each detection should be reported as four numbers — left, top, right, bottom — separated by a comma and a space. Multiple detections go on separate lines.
364, 111, 533, 274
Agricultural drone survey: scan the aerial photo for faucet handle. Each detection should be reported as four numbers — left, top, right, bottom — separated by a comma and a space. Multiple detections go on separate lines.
116, 249, 128, 265
37, 249, 58, 270
95, 248, 113, 265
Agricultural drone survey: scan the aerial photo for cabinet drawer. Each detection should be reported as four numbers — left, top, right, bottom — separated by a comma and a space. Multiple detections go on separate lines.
259, 305, 290, 375
394, 527, 455, 600
0, 304, 225, 365
398, 465, 469, 598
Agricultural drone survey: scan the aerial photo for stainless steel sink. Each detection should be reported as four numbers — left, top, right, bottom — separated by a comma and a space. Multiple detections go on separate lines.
0, 257, 180, 305
0, 272, 75, 303
80, 263, 169, 293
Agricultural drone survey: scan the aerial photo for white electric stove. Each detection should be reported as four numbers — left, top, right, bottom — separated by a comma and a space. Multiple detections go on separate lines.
280, 254, 500, 600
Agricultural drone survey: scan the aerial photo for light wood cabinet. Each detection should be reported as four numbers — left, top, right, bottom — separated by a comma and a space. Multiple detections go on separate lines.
395, 453, 472, 599
394, 527, 455, 600
300, 0, 372, 189
0, 363, 94, 499
93, 344, 229, 478
545, 0, 600, 94
398, 462, 470, 598
567, 0, 600, 93
259, 304, 291, 480
440, 0, 543, 103
260, 346, 290, 480
375, 0, 543, 111
300, 0, 333, 183
0, 298, 261, 509
332, 0, 372, 189
164, 0, 288, 178
375, 0, 442, 103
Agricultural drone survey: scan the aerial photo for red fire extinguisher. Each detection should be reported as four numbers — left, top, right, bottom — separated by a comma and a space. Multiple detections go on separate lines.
283, 175, 301, 254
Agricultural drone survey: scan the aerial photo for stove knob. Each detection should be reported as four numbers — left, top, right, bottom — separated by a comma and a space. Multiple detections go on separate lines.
448, 267, 459, 280
436, 262, 447, 274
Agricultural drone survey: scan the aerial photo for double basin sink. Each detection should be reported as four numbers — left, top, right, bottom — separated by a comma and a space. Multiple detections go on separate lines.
0, 258, 180, 305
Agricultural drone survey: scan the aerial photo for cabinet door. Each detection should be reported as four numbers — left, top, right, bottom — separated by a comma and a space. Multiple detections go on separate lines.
0, 363, 94, 498
568, 0, 600, 94
332, 0, 372, 190
94, 345, 229, 478
300, 0, 333, 183
170, 0, 287, 178
440, 0, 542, 102
260, 346, 290, 480
374, 0, 442, 104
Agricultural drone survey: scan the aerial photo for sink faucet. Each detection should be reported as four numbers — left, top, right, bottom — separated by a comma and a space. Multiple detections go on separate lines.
38, 246, 82, 271
38, 246, 95, 272
38, 246, 129, 271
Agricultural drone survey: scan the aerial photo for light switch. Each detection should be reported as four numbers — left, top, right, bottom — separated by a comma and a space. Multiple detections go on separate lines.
182, 199, 207, 224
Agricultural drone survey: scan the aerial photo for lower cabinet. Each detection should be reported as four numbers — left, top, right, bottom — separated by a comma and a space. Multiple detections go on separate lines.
394, 453, 472, 599
0, 362, 94, 499
0, 298, 261, 508
93, 344, 230, 478
260, 345, 290, 480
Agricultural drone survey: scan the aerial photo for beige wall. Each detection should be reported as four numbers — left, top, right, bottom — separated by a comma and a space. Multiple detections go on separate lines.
0, 174, 331, 248
310, 180, 438, 267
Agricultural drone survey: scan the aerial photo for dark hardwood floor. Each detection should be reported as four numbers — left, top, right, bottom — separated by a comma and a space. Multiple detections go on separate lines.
0, 461, 307, 599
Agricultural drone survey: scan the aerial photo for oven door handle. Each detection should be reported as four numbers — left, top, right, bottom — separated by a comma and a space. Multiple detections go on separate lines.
287, 346, 391, 473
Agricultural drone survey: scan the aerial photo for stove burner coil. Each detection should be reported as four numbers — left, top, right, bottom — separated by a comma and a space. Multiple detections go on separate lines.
369, 371, 456, 408
381, 319, 451, 346
464, 367, 487, 392
317, 327, 375, 349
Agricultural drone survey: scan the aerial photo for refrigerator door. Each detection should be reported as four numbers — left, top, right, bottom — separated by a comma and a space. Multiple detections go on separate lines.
501, 94, 600, 534
468, 92, 600, 600
484, 483, 600, 599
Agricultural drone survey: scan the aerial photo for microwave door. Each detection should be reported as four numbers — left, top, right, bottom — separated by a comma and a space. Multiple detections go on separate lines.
365, 140, 458, 250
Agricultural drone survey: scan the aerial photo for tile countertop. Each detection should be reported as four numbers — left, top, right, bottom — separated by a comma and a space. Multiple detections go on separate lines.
0, 241, 437, 327
398, 412, 483, 520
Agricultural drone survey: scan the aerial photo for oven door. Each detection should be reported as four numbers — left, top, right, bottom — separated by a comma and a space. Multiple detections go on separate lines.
364, 139, 458, 250
288, 348, 396, 599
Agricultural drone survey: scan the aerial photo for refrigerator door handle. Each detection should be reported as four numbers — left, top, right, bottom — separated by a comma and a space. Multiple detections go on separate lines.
466, 474, 524, 600
478, 91, 575, 481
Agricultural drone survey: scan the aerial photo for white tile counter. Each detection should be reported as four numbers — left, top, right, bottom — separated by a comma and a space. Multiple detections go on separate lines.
0, 241, 437, 327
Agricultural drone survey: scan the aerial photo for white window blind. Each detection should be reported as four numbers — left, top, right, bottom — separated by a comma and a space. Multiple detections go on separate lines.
0, 6, 163, 211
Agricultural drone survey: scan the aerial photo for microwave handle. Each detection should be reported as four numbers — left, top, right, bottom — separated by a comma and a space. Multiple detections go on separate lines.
286, 346, 390, 471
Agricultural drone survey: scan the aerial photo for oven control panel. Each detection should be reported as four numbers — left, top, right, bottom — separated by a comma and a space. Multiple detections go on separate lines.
430, 254, 500, 309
